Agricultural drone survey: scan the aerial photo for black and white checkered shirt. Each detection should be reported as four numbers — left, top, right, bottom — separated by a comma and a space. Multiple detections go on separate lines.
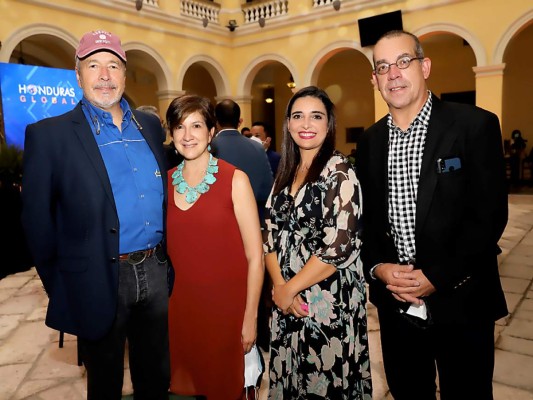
387, 92, 433, 263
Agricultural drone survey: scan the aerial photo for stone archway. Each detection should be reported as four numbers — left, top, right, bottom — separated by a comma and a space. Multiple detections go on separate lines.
239, 55, 297, 150
178, 55, 229, 98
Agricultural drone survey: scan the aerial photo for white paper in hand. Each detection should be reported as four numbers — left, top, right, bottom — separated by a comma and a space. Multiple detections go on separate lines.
405, 303, 428, 320
244, 345, 263, 387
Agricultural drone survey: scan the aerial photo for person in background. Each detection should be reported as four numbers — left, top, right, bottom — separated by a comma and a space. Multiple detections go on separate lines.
137, 104, 166, 143
248, 122, 280, 352
137, 104, 182, 169
21, 30, 170, 399
211, 99, 273, 218
162, 139, 183, 170
165, 95, 264, 399
509, 129, 527, 186
263, 86, 372, 398
241, 126, 252, 138
137, 104, 162, 123
251, 121, 281, 177
347, 148, 357, 165
356, 30, 508, 400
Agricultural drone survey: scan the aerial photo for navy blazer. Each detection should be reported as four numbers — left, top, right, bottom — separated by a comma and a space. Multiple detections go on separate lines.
211, 129, 273, 202
355, 96, 508, 324
21, 102, 169, 340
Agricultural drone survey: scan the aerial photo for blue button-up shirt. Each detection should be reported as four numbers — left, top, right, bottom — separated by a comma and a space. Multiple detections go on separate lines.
81, 97, 163, 253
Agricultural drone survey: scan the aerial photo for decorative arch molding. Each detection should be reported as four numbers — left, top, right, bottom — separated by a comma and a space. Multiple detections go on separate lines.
494, 10, 533, 64
0, 24, 78, 63
306, 40, 370, 86
123, 42, 172, 92
239, 54, 297, 96
177, 55, 229, 97
414, 24, 486, 66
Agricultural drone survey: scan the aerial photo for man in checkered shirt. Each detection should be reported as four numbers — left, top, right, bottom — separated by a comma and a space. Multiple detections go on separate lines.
356, 30, 508, 400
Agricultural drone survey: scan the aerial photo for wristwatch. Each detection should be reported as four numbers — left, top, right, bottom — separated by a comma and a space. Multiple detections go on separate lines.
369, 263, 382, 280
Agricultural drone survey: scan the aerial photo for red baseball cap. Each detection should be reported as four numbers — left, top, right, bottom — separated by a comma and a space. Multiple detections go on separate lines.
76, 30, 127, 63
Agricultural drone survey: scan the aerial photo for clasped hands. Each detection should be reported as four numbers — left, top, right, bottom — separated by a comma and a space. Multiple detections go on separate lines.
272, 283, 309, 318
374, 263, 436, 304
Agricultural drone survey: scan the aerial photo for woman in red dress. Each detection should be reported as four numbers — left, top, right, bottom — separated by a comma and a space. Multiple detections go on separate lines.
165, 95, 264, 399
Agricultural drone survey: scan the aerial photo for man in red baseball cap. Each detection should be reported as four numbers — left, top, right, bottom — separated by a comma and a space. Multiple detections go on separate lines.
74, 30, 128, 116
22, 30, 171, 399
76, 30, 127, 63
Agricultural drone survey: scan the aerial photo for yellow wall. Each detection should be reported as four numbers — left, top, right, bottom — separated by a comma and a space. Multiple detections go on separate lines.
0, 0, 532, 154
424, 35, 476, 97
503, 24, 533, 152
318, 50, 375, 155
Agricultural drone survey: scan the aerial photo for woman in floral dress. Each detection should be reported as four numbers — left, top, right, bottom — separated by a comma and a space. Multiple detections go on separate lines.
262, 86, 372, 399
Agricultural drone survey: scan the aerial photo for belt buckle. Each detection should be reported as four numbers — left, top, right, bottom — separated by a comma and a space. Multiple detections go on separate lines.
127, 250, 147, 266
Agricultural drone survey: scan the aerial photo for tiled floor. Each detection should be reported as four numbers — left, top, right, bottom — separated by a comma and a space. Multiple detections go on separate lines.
1, 194, 533, 399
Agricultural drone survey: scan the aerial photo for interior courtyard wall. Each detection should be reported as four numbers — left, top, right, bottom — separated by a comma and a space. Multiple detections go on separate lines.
182, 65, 218, 102
317, 50, 375, 156
423, 34, 477, 98
404, 0, 527, 65
272, 64, 295, 151
502, 24, 533, 151
0, 0, 532, 150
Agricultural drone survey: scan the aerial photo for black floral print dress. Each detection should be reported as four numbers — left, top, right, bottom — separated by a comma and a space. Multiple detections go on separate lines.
262, 153, 372, 399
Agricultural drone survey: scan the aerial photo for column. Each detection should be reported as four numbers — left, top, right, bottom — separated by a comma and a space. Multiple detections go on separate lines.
229, 95, 253, 131
157, 89, 185, 142
473, 64, 505, 124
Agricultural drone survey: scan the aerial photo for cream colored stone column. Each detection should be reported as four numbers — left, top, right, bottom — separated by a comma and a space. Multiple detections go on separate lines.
157, 90, 185, 142
473, 64, 505, 124
232, 95, 253, 131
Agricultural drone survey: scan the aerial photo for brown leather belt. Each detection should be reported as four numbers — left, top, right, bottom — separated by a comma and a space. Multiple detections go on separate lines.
119, 243, 161, 265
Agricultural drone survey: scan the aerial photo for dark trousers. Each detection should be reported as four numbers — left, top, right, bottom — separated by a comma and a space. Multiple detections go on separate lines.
378, 308, 495, 400
79, 255, 170, 400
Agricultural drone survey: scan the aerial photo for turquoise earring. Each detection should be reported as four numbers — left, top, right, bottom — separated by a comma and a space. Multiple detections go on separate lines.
208, 144, 212, 152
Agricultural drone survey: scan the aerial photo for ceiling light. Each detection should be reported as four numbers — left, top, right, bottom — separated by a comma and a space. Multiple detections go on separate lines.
287, 75, 296, 89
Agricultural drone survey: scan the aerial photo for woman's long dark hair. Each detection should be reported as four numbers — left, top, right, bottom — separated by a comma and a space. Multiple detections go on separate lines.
273, 86, 336, 195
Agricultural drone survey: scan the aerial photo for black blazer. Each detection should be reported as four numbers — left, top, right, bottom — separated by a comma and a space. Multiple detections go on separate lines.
21, 102, 169, 340
356, 95, 508, 324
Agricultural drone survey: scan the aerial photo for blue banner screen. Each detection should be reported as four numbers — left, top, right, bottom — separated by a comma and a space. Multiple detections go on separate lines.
0, 63, 83, 149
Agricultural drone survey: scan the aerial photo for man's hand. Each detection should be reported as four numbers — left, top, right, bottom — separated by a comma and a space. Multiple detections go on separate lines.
388, 268, 436, 301
374, 263, 435, 304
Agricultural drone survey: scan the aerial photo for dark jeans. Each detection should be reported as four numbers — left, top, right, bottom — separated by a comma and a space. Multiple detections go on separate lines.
79, 254, 170, 400
378, 308, 495, 400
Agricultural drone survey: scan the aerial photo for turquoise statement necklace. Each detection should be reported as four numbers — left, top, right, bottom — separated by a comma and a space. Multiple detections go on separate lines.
172, 153, 219, 204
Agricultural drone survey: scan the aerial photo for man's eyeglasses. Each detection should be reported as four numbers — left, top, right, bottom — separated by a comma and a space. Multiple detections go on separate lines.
374, 56, 424, 75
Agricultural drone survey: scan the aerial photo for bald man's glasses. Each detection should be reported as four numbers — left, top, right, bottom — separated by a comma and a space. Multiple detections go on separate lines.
374, 56, 423, 75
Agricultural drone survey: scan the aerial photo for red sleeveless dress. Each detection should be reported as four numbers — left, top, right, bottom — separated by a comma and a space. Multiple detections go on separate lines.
167, 159, 247, 399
